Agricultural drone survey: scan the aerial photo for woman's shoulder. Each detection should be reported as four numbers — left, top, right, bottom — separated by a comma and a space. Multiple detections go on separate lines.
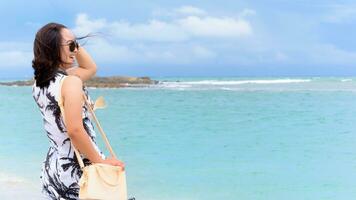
62, 75, 83, 86
61, 75, 84, 96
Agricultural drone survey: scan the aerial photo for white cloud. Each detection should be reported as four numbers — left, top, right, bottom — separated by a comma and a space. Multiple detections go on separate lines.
0, 42, 31, 51
73, 13, 107, 36
0, 42, 32, 69
152, 5, 207, 17
72, 10, 356, 67
109, 19, 188, 42
85, 39, 137, 63
71, 7, 254, 65
0, 51, 32, 68
85, 42, 216, 65
175, 6, 207, 16
73, 11, 253, 42
178, 16, 252, 38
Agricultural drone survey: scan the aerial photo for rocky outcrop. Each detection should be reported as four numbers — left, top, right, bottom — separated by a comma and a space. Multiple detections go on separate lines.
86, 76, 159, 88
0, 80, 34, 86
0, 76, 159, 88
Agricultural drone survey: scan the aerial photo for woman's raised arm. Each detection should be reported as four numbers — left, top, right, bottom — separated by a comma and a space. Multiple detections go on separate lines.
66, 46, 97, 82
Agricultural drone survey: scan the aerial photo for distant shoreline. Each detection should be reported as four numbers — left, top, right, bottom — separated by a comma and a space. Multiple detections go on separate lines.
0, 76, 160, 88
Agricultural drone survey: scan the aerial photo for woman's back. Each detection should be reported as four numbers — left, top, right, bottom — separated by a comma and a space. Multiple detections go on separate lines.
32, 70, 69, 149
32, 70, 102, 199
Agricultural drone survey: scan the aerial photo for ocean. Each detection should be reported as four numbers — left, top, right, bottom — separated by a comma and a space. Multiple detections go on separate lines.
1, 77, 356, 199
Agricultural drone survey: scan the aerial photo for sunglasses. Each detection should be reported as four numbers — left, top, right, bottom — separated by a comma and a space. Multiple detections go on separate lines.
63, 40, 79, 52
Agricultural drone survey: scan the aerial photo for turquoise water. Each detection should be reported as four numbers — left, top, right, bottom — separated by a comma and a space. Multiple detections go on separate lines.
1, 77, 356, 199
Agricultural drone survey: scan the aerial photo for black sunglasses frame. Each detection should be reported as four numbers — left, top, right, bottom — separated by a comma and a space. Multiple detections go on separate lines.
68, 40, 79, 52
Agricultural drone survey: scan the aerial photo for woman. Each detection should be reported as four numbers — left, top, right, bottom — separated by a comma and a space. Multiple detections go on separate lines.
32, 22, 125, 199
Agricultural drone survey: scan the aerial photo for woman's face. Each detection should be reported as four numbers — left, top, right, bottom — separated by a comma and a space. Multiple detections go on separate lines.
59, 28, 78, 69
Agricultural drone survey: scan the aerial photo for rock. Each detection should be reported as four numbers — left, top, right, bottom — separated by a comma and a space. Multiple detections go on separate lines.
0, 76, 158, 88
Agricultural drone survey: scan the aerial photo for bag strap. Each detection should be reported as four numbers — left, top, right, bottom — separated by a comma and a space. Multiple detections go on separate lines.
82, 92, 118, 159
58, 76, 117, 168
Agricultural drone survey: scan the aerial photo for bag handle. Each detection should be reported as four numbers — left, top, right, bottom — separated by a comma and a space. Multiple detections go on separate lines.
58, 76, 118, 168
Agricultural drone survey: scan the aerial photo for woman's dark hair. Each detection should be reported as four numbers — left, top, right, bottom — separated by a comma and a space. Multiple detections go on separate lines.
32, 22, 68, 88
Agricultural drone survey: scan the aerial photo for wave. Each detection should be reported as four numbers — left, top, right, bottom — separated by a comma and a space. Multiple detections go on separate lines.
341, 79, 352, 82
168, 79, 312, 85
161, 79, 311, 86
109, 78, 356, 91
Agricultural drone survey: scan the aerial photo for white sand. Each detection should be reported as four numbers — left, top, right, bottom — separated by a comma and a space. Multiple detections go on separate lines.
0, 172, 42, 199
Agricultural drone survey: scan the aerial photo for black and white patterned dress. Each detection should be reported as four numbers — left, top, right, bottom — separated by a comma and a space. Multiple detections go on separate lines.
32, 70, 104, 199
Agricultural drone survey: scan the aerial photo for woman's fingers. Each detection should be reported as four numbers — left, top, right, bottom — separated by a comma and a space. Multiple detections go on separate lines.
115, 160, 125, 170
103, 158, 125, 169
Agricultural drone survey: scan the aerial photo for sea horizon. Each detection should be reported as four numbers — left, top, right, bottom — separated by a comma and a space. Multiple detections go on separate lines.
3, 75, 356, 82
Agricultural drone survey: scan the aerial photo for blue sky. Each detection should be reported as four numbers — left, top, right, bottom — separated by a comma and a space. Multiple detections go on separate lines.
1, 0, 356, 78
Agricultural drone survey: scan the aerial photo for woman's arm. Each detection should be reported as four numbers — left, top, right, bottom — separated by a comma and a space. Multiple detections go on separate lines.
62, 76, 125, 168
66, 46, 97, 82
62, 76, 102, 162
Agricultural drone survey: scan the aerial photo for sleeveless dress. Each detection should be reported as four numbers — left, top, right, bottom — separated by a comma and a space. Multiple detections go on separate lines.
32, 70, 105, 200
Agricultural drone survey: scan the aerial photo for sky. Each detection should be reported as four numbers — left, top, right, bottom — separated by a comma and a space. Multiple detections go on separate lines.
1, 0, 356, 79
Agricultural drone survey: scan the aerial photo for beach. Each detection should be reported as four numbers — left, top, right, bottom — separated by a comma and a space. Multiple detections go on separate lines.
0, 173, 42, 199
1, 77, 356, 199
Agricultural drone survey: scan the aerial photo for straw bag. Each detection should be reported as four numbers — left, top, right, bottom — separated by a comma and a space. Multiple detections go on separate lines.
58, 76, 128, 200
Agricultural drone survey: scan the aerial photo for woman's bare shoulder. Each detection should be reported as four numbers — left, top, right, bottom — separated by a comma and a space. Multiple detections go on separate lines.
62, 75, 83, 96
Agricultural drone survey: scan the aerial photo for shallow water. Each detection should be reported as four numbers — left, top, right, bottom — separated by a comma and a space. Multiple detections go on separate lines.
1, 77, 356, 199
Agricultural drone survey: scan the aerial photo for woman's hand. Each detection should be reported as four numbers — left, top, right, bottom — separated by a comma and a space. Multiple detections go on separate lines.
66, 46, 97, 82
100, 157, 125, 170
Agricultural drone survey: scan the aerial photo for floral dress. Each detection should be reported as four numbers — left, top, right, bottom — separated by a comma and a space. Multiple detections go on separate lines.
32, 70, 104, 199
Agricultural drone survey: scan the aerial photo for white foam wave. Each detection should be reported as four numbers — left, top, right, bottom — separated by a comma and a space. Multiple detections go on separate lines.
341, 79, 352, 82
162, 79, 311, 86
159, 83, 192, 88
220, 87, 234, 91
